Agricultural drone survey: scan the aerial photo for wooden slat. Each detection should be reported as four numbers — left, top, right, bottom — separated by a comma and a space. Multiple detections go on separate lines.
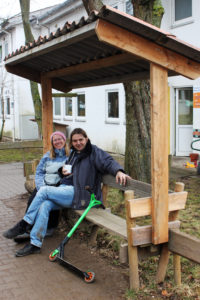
131, 221, 180, 246
169, 229, 200, 264
150, 63, 169, 245
95, 19, 200, 79
76, 208, 127, 239
127, 191, 187, 218
102, 174, 151, 197
41, 76, 53, 153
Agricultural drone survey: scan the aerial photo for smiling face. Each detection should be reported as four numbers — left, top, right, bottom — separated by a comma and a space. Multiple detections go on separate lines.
71, 133, 88, 152
52, 134, 66, 149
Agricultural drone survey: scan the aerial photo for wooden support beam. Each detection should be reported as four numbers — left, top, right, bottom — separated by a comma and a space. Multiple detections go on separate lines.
95, 19, 200, 79
126, 191, 187, 218
169, 229, 200, 264
41, 75, 53, 154
45, 53, 135, 79
150, 63, 169, 245
6, 64, 71, 93
131, 221, 180, 246
6, 64, 40, 83
67, 70, 150, 90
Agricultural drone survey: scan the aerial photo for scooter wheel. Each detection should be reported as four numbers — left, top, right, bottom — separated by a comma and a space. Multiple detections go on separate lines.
49, 251, 57, 262
84, 271, 95, 283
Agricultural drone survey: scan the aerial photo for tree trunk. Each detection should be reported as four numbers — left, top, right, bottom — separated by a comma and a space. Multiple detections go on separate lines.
82, 0, 164, 183
82, 0, 103, 14
19, 0, 42, 137
124, 0, 164, 182
124, 80, 151, 182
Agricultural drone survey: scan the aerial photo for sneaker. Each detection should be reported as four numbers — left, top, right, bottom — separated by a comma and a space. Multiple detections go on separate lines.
14, 227, 54, 243
3, 220, 30, 239
15, 243, 41, 257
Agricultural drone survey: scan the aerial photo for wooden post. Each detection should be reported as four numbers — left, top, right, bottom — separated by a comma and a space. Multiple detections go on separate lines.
156, 182, 184, 284
156, 243, 169, 283
172, 182, 184, 285
41, 75, 53, 154
150, 63, 169, 245
125, 190, 140, 290
102, 184, 108, 207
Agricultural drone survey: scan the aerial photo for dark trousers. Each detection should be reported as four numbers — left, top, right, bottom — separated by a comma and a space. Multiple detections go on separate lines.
26, 188, 60, 229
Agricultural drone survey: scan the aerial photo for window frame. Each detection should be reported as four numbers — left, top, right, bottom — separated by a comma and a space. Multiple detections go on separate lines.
75, 92, 86, 121
125, 0, 133, 15
53, 97, 62, 119
0, 45, 2, 62
64, 96, 73, 120
6, 97, 11, 116
171, 0, 193, 28
105, 89, 120, 124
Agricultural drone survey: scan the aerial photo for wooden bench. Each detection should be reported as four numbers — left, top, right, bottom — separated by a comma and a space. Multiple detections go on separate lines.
125, 182, 188, 289
75, 174, 152, 250
24, 161, 190, 288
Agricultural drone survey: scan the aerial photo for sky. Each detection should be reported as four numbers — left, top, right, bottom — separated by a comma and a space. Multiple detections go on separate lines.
0, 0, 65, 19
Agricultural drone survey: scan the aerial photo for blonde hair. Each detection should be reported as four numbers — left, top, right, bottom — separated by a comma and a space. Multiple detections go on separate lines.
50, 140, 69, 159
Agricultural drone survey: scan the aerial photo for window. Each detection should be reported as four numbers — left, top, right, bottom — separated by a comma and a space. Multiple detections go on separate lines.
6, 98, 10, 115
106, 90, 119, 123
178, 88, 193, 125
4, 42, 8, 57
77, 93, 85, 117
172, 0, 193, 27
126, 0, 133, 16
53, 97, 61, 116
0, 45, 2, 61
65, 97, 72, 117
0, 96, 2, 115
175, 0, 192, 21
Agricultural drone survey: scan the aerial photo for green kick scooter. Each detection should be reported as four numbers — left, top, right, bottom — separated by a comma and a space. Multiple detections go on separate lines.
49, 186, 105, 283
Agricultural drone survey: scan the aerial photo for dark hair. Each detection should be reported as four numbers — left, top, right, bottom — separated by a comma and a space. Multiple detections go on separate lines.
69, 128, 88, 148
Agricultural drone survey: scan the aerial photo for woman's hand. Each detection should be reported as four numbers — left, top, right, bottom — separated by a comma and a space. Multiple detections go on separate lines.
62, 167, 71, 177
116, 171, 131, 186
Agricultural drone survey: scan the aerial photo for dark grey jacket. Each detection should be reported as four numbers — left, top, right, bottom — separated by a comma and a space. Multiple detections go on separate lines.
59, 140, 124, 209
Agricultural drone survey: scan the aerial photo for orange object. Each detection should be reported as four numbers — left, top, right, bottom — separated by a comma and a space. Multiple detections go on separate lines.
185, 162, 196, 168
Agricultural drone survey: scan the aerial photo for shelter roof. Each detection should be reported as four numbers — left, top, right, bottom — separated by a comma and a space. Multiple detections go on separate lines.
5, 5, 200, 92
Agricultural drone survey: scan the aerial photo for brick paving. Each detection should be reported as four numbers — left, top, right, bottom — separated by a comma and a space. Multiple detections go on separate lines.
0, 163, 26, 199
0, 163, 128, 300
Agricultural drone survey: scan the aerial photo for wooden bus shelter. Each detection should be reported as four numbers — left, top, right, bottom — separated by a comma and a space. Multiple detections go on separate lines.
5, 5, 200, 266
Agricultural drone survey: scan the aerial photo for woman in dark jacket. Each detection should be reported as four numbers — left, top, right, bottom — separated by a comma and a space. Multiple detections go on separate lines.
3, 128, 129, 257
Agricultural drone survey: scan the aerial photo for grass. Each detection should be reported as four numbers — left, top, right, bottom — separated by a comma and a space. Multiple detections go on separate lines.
99, 177, 200, 300
0, 148, 43, 163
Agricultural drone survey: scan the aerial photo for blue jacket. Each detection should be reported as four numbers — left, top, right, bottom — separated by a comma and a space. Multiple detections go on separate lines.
35, 148, 67, 191
60, 140, 124, 209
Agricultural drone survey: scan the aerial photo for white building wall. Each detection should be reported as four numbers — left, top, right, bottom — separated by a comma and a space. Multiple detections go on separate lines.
1, 0, 199, 154
161, 0, 200, 156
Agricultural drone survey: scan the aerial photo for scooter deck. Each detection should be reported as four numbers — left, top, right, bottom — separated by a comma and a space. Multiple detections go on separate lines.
56, 256, 87, 278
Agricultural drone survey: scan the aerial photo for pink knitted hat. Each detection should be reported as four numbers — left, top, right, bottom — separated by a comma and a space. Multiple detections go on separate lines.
50, 131, 66, 142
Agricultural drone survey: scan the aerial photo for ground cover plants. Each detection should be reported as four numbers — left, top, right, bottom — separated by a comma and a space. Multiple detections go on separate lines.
99, 176, 200, 299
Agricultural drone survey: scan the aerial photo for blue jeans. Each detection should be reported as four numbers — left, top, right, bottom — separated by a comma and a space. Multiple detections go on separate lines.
23, 184, 74, 248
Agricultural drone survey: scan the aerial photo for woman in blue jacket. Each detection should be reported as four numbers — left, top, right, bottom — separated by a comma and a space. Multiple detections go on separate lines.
26, 130, 69, 231
4, 131, 68, 239
3, 128, 129, 257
